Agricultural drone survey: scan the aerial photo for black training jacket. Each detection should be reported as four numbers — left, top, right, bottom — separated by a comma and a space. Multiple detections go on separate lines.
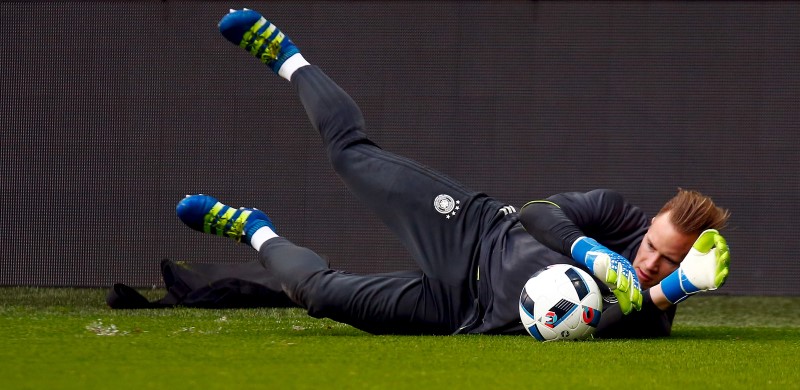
467, 189, 676, 338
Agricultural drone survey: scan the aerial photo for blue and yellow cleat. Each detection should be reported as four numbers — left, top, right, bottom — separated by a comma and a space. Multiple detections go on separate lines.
218, 9, 300, 73
176, 194, 275, 245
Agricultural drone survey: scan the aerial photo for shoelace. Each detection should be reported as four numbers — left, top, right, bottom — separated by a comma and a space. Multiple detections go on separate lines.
209, 211, 246, 242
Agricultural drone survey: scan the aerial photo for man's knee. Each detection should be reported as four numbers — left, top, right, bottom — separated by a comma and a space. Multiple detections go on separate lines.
327, 137, 380, 174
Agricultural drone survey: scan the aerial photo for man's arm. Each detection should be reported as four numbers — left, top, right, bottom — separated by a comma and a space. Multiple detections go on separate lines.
519, 189, 647, 314
656, 229, 731, 307
520, 189, 649, 256
518, 189, 648, 256
645, 229, 732, 312
649, 284, 674, 311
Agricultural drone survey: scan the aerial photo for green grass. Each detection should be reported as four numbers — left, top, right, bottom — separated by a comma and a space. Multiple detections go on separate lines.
1, 288, 798, 389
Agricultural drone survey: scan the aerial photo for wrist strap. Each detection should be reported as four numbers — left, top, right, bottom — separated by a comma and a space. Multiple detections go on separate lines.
570, 236, 598, 265
660, 270, 698, 304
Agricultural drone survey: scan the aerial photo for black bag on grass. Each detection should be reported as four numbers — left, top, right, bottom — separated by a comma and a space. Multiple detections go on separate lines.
107, 259, 297, 309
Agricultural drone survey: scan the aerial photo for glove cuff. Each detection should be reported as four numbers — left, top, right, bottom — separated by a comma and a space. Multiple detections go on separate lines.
660, 269, 699, 304
570, 236, 598, 267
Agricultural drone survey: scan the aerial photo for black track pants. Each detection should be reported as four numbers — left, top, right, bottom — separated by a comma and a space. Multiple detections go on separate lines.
258, 66, 504, 334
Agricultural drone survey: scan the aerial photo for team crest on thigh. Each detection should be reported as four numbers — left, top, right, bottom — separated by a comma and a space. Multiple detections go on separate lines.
434, 194, 460, 219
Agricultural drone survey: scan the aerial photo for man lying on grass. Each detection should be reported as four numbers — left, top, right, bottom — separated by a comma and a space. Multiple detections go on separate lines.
175, 8, 731, 338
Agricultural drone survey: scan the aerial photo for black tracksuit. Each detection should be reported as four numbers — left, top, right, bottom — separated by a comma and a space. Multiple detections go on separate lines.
258, 65, 675, 338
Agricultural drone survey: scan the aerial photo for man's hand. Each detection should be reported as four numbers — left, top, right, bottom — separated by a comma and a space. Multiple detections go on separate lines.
659, 229, 730, 304
571, 237, 643, 314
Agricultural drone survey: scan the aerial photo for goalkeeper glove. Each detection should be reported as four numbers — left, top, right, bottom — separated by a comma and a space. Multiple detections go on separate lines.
659, 229, 730, 304
571, 237, 643, 314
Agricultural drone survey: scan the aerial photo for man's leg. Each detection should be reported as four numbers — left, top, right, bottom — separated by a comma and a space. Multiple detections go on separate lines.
259, 237, 463, 335
176, 194, 460, 334
218, 10, 504, 282
290, 66, 510, 288
213, 9, 506, 331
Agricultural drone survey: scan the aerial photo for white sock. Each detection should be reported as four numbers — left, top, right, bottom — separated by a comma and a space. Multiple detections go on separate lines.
250, 226, 278, 251
278, 53, 310, 81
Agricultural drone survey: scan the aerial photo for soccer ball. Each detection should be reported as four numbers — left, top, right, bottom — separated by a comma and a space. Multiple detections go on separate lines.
518, 264, 603, 341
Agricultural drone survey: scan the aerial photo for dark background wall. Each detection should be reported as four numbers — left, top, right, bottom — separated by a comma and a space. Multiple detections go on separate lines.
1, 1, 797, 295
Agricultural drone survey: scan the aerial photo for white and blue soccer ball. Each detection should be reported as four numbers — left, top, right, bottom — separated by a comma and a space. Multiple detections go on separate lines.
518, 264, 603, 341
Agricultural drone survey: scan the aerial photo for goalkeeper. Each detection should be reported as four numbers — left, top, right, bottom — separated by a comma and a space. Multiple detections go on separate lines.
176, 9, 731, 337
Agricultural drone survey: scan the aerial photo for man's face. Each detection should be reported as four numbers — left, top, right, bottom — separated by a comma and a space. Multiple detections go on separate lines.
632, 211, 698, 289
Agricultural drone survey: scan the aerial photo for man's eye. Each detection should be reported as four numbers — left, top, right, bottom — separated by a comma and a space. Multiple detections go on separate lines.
666, 259, 679, 267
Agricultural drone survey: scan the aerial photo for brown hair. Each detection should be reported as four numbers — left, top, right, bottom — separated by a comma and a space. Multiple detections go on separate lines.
658, 188, 730, 234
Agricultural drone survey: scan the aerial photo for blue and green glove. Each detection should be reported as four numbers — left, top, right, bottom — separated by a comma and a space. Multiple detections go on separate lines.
571, 237, 643, 314
659, 229, 730, 304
